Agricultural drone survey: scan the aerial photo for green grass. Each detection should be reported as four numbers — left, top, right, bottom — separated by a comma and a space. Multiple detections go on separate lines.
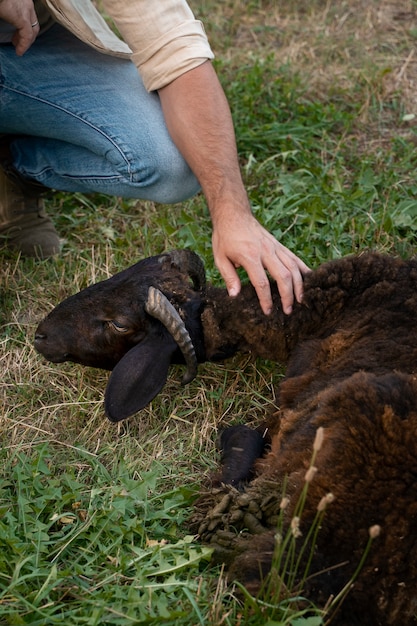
1, 0, 417, 623
221, 57, 417, 263
0, 445, 213, 625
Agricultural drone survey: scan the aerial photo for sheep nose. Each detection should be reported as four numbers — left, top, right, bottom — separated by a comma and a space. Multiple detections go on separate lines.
34, 333, 47, 349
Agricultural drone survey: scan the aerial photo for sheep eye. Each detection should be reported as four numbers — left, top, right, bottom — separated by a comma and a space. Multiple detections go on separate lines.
108, 320, 130, 333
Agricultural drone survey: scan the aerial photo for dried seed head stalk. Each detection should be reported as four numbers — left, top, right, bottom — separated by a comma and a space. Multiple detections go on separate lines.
313, 426, 325, 452
369, 524, 381, 539
280, 496, 290, 510
305, 465, 318, 483
291, 516, 302, 538
275, 532, 283, 545
317, 492, 335, 512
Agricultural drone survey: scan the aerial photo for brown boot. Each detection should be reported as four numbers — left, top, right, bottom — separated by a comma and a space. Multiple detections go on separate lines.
0, 168, 60, 259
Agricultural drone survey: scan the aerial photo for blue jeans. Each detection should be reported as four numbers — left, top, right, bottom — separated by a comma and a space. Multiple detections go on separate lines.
0, 23, 200, 203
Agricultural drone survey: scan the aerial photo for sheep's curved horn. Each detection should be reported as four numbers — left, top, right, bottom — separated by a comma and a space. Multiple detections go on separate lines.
144, 286, 197, 384
162, 249, 206, 292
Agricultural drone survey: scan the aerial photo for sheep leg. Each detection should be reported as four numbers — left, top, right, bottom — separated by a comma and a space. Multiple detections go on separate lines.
218, 424, 267, 487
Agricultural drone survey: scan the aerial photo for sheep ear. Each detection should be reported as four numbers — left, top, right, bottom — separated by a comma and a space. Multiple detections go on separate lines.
104, 333, 177, 422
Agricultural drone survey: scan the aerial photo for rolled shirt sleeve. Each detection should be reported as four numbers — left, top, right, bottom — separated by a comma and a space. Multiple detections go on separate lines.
101, 0, 214, 91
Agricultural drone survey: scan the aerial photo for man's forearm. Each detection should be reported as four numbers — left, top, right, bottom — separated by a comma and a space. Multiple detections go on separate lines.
158, 60, 252, 223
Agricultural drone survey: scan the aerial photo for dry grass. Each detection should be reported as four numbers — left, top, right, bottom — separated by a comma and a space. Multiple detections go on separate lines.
1, 250, 274, 478
203, 0, 417, 145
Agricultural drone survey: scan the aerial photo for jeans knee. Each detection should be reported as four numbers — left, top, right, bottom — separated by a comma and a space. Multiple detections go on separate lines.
145, 154, 200, 204
116, 145, 200, 204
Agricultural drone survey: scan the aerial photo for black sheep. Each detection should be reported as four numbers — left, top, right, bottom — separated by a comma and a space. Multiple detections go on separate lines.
35, 249, 417, 625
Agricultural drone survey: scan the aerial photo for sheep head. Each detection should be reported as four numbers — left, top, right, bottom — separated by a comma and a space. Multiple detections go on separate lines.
34, 250, 206, 422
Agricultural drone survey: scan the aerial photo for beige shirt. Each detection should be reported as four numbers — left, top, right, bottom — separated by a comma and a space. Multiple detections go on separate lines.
40, 0, 214, 91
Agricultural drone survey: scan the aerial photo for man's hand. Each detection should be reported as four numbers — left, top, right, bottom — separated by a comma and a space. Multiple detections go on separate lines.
0, 0, 39, 56
212, 209, 310, 316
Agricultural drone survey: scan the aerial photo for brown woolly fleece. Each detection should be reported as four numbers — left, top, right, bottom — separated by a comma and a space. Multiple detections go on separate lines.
191, 252, 417, 626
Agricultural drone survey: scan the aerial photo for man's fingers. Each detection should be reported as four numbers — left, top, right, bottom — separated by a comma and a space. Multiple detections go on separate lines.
244, 265, 274, 315
274, 263, 303, 315
266, 249, 310, 314
292, 261, 310, 303
216, 257, 242, 299
212, 218, 310, 316
248, 248, 310, 316
12, 18, 38, 55
216, 247, 309, 316
0, 0, 40, 56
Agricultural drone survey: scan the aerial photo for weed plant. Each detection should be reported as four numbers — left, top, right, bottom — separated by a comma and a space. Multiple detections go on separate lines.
238, 429, 381, 625
1, 0, 417, 623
